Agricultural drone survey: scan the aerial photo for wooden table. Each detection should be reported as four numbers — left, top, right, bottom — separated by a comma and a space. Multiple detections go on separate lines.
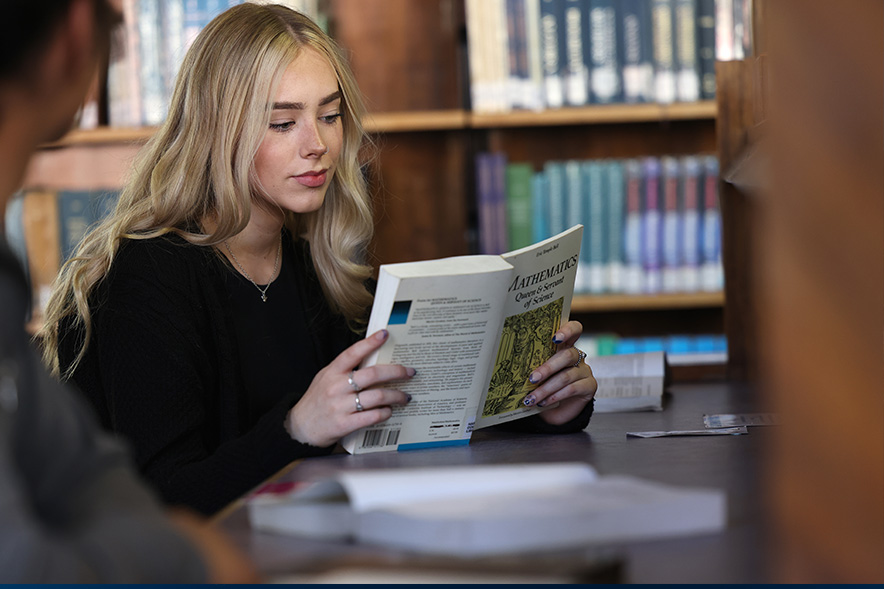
217, 381, 772, 583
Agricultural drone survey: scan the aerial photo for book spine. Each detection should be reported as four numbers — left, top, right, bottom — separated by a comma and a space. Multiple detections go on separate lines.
4, 191, 30, 283
56, 191, 93, 263
679, 155, 702, 292
562, 160, 586, 292
563, 0, 589, 106
620, 0, 655, 103
660, 156, 682, 292
700, 156, 723, 291
588, 0, 622, 104
505, 163, 535, 250
650, 0, 676, 104
491, 151, 510, 254
641, 157, 663, 293
138, 0, 166, 125
475, 152, 497, 254
605, 159, 626, 293
544, 161, 567, 237
696, 0, 716, 99
673, 0, 700, 102
490, 0, 511, 112
506, 0, 530, 110
714, 0, 734, 61
540, 0, 566, 108
531, 170, 550, 243
465, 0, 491, 113
523, 0, 547, 110
584, 160, 607, 294
622, 158, 645, 294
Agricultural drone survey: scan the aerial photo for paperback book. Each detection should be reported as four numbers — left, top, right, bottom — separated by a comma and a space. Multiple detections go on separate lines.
342, 225, 583, 454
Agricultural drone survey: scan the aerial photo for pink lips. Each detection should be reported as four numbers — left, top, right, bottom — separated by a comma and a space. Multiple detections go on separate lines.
295, 169, 328, 188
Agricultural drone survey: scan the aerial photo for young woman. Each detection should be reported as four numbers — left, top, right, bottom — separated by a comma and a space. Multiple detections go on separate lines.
41, 3, 597, 516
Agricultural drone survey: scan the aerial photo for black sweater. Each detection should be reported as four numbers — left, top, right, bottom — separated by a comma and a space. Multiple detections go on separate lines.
58, 234, 351, 515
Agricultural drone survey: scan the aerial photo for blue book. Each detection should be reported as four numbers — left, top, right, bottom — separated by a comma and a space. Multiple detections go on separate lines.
622, 158, 645, 294
650, 0, 676, 104
604, 160, 626, 293
583, 160, 607, 294
539, 0, 567, 108
57, 191, 93, 263
641, 157, 662, 293
620, 0, 655, 103
700, 156, 723, 291
679, 155, 702, 292
4, 191, 29, 282
696, 0, 716, 99
660, 156, 682, 292
563, 0, 589, 106
506, 0, 531, 110
531, 171, 550, 243
544, 161, 568, 237
587, 0, 623, 104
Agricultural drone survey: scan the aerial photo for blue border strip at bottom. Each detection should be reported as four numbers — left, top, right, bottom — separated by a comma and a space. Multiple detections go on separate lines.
397, 439, 471, 451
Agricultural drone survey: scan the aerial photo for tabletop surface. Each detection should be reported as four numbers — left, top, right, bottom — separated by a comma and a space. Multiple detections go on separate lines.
217, 381, 772, 583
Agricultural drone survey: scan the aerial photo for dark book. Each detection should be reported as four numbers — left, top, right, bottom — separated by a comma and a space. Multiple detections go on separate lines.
673, 0, 700, 102
587, 0, 623, 104
696, 0, 716, 99
620, 0, 655, 103
650, 0, 676, 104
563, 0, 589, 106
539, 0, 567, 108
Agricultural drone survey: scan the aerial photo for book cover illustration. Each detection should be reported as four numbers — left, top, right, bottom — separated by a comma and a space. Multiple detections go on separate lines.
482, 297, 562, 417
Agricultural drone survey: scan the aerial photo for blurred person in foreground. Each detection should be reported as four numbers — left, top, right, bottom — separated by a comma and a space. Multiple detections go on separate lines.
0, 0, 257, 582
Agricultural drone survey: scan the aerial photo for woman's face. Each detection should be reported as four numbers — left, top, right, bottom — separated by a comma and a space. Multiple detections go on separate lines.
253, 47, 343, 215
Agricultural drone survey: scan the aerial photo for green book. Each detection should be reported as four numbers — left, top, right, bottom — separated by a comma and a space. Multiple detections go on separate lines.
504, 163, 535, 251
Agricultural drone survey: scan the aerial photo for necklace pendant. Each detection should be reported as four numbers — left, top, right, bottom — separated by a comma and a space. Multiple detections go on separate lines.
261, 293, 267, 302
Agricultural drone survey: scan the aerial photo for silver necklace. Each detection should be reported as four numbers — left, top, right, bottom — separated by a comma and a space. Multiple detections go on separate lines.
223, 236, 282, 302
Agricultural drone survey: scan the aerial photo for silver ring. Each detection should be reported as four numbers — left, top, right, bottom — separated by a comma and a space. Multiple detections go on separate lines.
348, 370, 362, 392
354, 393, 364, 412
574, 349, 586, 367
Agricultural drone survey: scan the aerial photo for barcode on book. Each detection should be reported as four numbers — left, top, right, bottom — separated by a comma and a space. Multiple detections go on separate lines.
361, 428, 400, 449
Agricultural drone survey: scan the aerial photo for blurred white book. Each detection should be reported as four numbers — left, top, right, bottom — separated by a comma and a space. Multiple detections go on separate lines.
247, 462, 726, 557
582, 349, 668, 412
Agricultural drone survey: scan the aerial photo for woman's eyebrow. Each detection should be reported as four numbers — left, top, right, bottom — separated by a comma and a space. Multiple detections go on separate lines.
272, 91, 342, 111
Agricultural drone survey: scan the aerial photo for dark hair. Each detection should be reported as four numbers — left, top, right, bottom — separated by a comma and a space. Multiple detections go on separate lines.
1, 0, 119, 81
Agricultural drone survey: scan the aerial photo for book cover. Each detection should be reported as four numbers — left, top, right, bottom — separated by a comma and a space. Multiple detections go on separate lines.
622, 158, 645, 295
673, 0, 700, 102
641, 157, 663, 293
539, 0, 566, 108
342, 225, 583, 454
563, 0, 589, 106
660, 156, 682, 292
604, 159, 626, 293
620, 0, 655, 103
246, 462, 726, 556
650, 0, 676, 104
588, 0, 623, 104
696, 0, 716, 99
504, 162, 535, 251
586, 350, 668, 412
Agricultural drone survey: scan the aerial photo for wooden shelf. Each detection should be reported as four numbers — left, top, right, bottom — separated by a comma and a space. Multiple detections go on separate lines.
46, 101, 718, 146
470, 101, 717, 128
571, 291, 724, 313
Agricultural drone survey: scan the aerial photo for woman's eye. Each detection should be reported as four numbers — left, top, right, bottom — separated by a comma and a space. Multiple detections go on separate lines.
270, 121, 295, 131
321, 113, 342, 124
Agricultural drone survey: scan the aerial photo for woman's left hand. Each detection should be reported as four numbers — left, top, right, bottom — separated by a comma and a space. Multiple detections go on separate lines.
520, 320, 597, 425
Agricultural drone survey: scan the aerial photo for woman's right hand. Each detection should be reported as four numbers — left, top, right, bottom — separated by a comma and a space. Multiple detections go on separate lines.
285, 329, 415, 448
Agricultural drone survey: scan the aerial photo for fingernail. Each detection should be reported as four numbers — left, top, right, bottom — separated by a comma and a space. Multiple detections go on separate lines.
522, 395, 536, 406
407, 367, 417, 377
406, 394, 413, 403
552, 333, 564, 344
528, 371, 541, 384
376, 329, 388, 340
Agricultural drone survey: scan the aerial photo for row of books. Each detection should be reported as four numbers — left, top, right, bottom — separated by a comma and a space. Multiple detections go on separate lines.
465, 0, 718, 114
476, 153, 723, 296
105, 0, 323, 129
4, 189, 120, 318
579, 332, 728, 362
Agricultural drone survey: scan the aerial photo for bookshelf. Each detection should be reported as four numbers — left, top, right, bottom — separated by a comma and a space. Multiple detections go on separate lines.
21, 0, 725, 365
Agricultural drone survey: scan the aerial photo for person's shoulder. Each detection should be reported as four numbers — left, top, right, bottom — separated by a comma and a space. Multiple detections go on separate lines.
113, 233, 214, 278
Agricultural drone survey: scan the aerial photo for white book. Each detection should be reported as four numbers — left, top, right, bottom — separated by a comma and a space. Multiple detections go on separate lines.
342, 226, 583, 454
247, 462, 727, 556
584, 349, 668, 412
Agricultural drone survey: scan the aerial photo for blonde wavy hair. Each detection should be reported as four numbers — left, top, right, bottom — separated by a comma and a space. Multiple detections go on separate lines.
40, 3, 375, 379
